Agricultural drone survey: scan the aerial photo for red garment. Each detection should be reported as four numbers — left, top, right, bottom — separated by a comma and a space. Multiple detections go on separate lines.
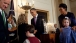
28, 37, 40, 43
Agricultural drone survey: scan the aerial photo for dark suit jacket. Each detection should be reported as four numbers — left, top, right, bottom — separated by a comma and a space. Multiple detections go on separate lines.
0, 13, 9, 43
31, 15, 44, 34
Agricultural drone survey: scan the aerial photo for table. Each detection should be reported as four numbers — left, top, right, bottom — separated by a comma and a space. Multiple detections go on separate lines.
40, 33, 55, 43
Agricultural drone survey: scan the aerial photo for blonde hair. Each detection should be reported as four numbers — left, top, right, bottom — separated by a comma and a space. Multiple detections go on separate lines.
18, 14, 27, 25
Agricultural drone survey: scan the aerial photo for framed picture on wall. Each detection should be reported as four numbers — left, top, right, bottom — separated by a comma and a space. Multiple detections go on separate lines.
37, 9, 49, 23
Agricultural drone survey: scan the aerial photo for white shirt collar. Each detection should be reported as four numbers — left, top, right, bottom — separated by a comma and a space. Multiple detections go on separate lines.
35, 14, 38, 18
28, 33, 35, 37
0, 8, 2, 14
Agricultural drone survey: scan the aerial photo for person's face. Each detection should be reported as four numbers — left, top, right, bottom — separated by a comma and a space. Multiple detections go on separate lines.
7, 15, 12, 22
30, 10, 37, 17
0, 0, 10, 10
54, 24, 57, 28
63, 20, 70, 27
26, 31, 30, 37
59, 7, 66, 14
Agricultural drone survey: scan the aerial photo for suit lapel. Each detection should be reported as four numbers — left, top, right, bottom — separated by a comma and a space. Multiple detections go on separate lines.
0, 12, 6, 28
32, 18, 35, 25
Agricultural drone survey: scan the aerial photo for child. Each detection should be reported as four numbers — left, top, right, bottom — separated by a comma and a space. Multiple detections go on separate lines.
60, 17, 72, 43
23, 25, 40, 43
54, 24, 60, 43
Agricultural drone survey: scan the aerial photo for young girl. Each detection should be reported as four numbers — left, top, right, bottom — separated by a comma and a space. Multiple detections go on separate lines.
60, 17, 72, 43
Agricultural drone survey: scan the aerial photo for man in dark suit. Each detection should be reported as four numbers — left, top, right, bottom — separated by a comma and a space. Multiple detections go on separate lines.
0, 0, 11, 43
30, 8, 44, 39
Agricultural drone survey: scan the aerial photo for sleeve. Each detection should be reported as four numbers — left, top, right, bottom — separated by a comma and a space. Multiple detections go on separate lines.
6, 30, 10, 42
59, 32, 63, 43
38, 39, 41, 43
57, 28, 60, 34
71, 30, 76, 43
31, 19, 33, 25
70, 13, 76, 26
12, 20, 16, 27
58, 16, 62, 28
31, 19, 37, 30
31, 19, 34, 26
6, 23, 10, 42
8, 23, 12, 30
40, 18, 44, 33
23, 39, 30, 43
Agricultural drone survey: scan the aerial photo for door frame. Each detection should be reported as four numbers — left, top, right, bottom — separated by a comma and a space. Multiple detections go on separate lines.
36, 9, 49, 23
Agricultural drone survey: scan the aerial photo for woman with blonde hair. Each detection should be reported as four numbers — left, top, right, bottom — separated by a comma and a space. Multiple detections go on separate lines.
18, 14, 28, 43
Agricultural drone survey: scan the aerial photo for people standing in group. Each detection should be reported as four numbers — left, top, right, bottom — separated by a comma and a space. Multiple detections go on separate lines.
30, 8, 44, 39
58, 3, 76, 29
0, 0, 11, 43
58, 3, 76, 43
7, 14, 17, 43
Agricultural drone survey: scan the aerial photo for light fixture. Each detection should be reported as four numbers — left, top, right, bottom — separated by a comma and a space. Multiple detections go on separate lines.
18, 0, 34, 23
18, 0, 34, 10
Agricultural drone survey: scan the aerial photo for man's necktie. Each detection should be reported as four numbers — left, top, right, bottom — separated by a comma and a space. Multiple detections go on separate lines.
2, 11, 6, 26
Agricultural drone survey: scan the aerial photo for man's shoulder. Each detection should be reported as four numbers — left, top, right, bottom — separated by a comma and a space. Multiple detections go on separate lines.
38, 15, 43, 17
31, 18, 34, 20
37, 15, 44, 19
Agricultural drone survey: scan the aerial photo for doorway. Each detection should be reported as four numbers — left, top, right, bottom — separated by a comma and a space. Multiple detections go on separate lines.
36, 9, 49, 23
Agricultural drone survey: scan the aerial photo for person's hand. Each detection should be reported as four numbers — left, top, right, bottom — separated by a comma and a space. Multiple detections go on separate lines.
60, 28, 62, 32
72, 26, 76, 31
7, 42, 9, 43
34, 30, 37, 34
8, 28, 12, 32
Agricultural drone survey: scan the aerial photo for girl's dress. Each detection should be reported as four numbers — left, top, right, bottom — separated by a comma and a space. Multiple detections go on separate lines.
71, 30, 76, 43
60, 26, 72, 43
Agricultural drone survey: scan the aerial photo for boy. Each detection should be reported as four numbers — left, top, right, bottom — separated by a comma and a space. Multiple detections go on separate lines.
23, 25, 40, 43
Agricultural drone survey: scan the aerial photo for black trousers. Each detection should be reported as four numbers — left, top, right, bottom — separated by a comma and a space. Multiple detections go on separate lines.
0, 38, 6, 43
10, 39, 18, 43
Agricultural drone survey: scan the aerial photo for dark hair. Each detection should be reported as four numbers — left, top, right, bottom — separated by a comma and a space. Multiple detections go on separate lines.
7, 14, 12, 19
9, 11, 15, 16
25, 25, 35, 33
30, 8, 36, 11
59, 3, 67, 11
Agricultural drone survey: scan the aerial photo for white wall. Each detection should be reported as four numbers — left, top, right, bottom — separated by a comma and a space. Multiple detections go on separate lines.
70, 0, 76, 17
5, 0, 72, 27
13, 0, 57, 24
